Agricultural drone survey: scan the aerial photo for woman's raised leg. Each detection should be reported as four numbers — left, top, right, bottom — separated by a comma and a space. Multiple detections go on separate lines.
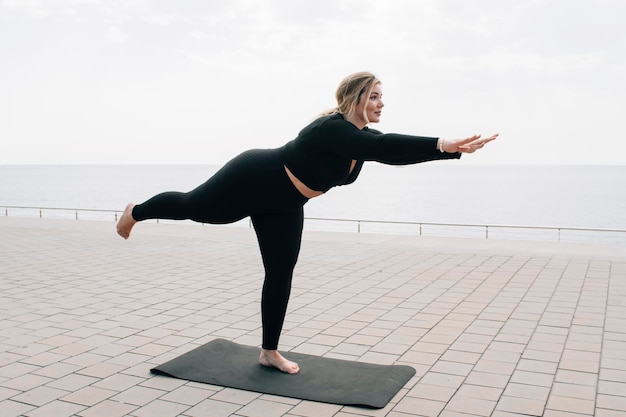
116, 157, 254, 239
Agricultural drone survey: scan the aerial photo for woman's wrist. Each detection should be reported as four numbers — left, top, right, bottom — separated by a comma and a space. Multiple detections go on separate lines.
438, 138, 445, 153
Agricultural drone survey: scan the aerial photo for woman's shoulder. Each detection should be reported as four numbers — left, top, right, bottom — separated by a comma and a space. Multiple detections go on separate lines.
315, 112, 344, 125
299, 113, 347, 135
315, 113, 360, 133
364, 126, 383, 135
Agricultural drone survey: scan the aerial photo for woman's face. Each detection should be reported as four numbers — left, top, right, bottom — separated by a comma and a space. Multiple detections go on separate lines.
355, 83, 384, 124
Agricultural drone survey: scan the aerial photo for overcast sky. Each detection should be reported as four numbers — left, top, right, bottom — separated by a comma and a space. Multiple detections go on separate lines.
1, 0, 624, 165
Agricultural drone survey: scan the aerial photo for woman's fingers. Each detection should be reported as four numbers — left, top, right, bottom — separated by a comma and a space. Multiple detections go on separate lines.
467, 133, 499, 147
459, 134, 481, 145
482, 133, 499, 143
448, 133, 498, 153
457, 133, 498, 153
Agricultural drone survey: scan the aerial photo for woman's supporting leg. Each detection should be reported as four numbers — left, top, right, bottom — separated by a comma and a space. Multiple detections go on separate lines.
251, 208, 304, 374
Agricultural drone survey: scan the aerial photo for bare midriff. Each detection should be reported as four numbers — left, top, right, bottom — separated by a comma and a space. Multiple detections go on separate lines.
284, 166, 324, 199
284, 160, 357, 200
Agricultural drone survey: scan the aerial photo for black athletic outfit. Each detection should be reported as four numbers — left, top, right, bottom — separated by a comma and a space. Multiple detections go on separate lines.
132, 113, 461, 350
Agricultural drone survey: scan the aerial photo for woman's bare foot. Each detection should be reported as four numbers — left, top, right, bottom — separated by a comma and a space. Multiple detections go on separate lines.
259, 349, 299, 374
117, 203, 137, 239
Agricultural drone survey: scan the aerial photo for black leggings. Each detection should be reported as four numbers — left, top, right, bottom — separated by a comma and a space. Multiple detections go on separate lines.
132, 149, 309, 350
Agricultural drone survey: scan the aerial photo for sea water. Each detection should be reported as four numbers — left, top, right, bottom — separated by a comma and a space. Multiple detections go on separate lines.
1, 164, 625, 243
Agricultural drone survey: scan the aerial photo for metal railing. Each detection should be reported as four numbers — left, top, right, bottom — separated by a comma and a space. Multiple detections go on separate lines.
305, 216, 626, 244
3, 205, 120, 221
3, 205, 626, 244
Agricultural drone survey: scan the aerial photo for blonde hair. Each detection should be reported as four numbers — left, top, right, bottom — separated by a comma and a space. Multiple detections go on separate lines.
320, 71, 381, 122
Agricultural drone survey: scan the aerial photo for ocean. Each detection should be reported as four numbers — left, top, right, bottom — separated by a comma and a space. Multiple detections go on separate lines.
1, 164, 625, 244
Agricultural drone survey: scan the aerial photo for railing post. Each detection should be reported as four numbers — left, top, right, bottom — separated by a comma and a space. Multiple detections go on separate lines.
357, 221, 361, 233
558, 228, 561, 242
419, 223, 422, 236
486, 225, 489, 239
39, 209, 42, 218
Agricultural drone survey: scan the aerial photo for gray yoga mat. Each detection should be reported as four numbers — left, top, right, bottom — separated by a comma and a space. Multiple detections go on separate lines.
150, 338, 415, 409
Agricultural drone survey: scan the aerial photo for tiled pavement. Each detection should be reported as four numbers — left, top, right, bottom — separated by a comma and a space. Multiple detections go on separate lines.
1, 216, 625, 417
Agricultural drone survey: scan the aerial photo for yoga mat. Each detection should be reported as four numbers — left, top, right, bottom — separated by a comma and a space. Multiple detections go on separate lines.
151, 339, 415, 409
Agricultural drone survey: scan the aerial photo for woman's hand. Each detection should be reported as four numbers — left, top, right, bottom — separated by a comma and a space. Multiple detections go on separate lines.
441, 133, 499, 153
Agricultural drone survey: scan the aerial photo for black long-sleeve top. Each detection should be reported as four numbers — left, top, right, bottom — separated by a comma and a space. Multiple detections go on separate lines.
280, 113, 461, 193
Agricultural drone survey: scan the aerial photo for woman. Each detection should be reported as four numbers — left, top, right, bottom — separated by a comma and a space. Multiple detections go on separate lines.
117, 71, 498, 374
